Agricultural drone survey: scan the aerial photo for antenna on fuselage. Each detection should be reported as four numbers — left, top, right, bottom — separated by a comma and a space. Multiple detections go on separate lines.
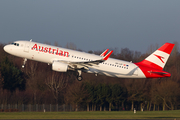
30, 39, 32, 42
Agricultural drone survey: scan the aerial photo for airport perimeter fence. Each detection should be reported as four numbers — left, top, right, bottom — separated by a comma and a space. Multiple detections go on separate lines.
0, 104, 86, 112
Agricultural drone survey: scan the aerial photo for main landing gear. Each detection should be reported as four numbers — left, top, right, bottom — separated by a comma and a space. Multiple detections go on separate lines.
77, 70, 83, 81
22, 58, 27, 68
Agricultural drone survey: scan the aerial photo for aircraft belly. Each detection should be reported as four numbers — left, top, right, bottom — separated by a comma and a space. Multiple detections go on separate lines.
91, 64, 146, 78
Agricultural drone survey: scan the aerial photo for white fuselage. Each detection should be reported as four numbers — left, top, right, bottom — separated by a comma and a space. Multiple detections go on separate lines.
4, 41, 146, 78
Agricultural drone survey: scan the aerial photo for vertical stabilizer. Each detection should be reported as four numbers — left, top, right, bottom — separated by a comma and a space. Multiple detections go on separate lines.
136, 43, 174, 70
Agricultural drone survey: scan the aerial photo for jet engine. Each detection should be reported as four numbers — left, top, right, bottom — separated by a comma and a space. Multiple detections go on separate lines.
52, 62, 68, 72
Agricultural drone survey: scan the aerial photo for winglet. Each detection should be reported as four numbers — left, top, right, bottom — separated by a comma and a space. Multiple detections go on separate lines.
103, 50, 113, 60
100, 49, 109, 57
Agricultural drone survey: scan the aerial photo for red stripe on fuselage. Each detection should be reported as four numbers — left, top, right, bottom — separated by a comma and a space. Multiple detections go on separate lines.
135, 60, 163, 70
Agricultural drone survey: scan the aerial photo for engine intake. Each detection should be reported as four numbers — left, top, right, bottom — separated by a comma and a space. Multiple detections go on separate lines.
52, 62, 68, 72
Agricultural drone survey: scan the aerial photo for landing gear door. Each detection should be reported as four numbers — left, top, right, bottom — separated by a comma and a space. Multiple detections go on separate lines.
24, 42, 30, 52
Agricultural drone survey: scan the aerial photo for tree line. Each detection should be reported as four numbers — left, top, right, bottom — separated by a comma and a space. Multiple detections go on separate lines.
0, 42, 180, 111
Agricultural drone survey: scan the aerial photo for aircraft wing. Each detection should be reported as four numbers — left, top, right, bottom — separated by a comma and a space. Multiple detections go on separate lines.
68, 60, 104, 70
55, 50, 113, 70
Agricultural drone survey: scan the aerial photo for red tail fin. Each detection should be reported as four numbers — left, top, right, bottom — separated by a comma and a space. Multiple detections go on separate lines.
135, 43, 174, 70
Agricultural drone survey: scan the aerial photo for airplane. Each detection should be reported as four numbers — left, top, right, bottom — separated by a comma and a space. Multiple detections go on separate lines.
3, 40, 174, 81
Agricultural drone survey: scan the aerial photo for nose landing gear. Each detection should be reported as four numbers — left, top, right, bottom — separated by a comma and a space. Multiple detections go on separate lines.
22, 58, 27, 68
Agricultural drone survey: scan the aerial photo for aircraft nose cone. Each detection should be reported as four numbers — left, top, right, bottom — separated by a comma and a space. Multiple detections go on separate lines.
3, 45, 10, 53
3, 45, 7, 52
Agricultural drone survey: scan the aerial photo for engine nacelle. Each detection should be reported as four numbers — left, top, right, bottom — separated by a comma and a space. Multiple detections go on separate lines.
52, 62, 68, 72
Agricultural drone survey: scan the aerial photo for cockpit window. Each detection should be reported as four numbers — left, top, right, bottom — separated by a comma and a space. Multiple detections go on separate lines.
11, 43, 19, 46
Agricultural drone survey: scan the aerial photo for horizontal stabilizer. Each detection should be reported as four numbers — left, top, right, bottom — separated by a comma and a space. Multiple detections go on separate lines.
148, 70, 171, 77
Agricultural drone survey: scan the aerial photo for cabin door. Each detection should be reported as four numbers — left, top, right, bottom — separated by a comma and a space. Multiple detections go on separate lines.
24, 42, 30, 52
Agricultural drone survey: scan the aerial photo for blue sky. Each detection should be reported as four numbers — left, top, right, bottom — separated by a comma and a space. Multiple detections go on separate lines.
0, 0, 180, 53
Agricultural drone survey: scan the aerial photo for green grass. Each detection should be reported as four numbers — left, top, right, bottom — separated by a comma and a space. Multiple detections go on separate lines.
0, 110, 180, 119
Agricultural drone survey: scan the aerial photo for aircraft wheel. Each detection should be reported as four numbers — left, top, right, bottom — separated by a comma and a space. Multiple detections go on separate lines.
77, 76, 83, 81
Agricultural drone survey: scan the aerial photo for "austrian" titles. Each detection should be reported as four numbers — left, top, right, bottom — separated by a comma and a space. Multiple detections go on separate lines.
31, 44, 69, 57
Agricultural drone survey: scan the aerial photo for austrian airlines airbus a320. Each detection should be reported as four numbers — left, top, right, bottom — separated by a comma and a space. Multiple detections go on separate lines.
3, 40, 174, 81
